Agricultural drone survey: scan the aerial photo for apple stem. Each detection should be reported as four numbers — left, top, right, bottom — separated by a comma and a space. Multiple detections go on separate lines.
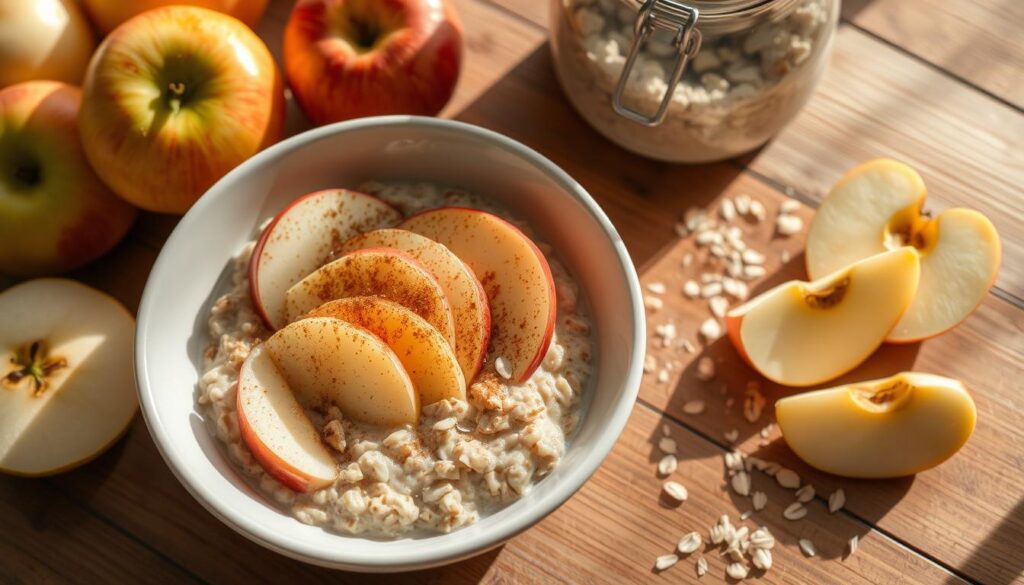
2, 341, 68, 397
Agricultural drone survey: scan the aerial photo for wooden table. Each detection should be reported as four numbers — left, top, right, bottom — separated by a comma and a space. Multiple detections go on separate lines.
3, 1, 1022, 583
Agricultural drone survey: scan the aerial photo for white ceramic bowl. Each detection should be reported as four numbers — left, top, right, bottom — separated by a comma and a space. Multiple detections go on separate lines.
136, 116, 644, 572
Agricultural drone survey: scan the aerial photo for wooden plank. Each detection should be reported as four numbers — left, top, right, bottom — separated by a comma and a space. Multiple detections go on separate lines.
0, 477, 198, 583
747, 27, 1024, 297
843, 0, 1024, 108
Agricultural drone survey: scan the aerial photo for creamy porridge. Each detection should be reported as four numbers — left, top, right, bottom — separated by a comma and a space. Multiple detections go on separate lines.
198, 181, 593, 537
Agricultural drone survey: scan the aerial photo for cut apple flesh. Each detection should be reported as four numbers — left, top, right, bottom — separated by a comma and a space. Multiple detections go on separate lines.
236, 345, 338, 492
0, 279, 137, 476
283, 248, 455, 349
401, 208, 556, 383
726, 248, 920, 387
339, 228, 491, 382
304, 297, 466, 407
776, 372, 976, 478
249, 189, 401, 329
262, 317, 419, 426
806, 159, 1000, 342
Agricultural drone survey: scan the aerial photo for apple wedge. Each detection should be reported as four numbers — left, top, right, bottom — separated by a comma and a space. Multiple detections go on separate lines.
283, 248, 455, 346
0, 279, 136, 476
250, 189, 401, 329
726, 248, 920, 387
236, 345, 338, 493
262, 317, 419, 426
806, 159, 1001, 342
775, 372, 976, 478
401, 208, 556, 383
338, 229, 490, 381
304, 297, 466, 406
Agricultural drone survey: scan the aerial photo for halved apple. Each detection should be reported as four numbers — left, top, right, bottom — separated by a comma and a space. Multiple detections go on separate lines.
400, 208, 556, 383
262, 317, 419, 426
775, 372, 976, 478
249, 189, 401, 329
806, 159, 1001, 342
236, 345, 338, 493
304, 297, 466, 406
338, 228, 490, 381
283, 248, 455, 347
726, 248, 920, 387
0, 279, 136, 476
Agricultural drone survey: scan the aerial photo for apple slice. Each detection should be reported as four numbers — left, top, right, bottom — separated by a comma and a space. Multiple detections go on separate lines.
775, 372, 976, 478
262, 317, 419, 426
0, 279, 136, 476
400, 208, 556, 383
304, 297, 466, 406
283, 248, 455, 346
806, 159, 1001, 342
236, 345, 338, 493
338, 229, 490, 381
726, 248, 920, 387
249, 189, 401, 329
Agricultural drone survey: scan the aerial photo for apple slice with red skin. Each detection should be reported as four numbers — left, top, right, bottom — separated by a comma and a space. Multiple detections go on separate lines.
338, 228, 490, 382
304, 297, 466, 406
249, 189, 401, 330
283, 248, 455, 348
400, 208, 556, 383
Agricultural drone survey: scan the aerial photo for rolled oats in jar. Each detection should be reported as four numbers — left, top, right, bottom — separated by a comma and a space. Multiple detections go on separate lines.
549, 0, 839, 162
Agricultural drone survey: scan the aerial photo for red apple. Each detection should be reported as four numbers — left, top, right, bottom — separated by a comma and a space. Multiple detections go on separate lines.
0, 0, 97, 87
79, 6, 285, 214
284, 0, 463, 125
80, 0, 268, 35
0, 82, 136, 276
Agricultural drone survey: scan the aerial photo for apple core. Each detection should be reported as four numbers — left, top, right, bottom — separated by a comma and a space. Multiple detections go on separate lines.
2, 340, 68, 397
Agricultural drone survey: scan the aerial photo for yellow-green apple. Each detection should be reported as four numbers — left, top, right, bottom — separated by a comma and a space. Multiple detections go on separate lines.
80, 0, 268, 35
0, 81, 136, 276
284, 0, 463, 125
806, 159, 1001, 343
304, 297, 466, 406
0, 0, 96, 87
0, 279, 137, 476
249, 189, 401, 329
339, 228, 490, 381
776, 372, 976, 478
401, 208, 556, 383
284, 248, 455, 346
726, 248, 920, 387
79, 6, 284, 214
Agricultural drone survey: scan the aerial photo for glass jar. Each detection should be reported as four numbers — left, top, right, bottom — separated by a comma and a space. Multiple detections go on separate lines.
549, 0, 839, 162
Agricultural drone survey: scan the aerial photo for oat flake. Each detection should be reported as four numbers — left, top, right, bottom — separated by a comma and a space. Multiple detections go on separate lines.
828, 488, 846, 513
654, 554, 679, 571
663, 481, 689, 503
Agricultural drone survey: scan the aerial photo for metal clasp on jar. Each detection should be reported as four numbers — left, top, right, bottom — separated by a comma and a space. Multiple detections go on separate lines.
612, 0, 702, 126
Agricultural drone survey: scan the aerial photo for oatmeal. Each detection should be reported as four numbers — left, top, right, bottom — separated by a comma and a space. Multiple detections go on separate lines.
199, 182, 593, 537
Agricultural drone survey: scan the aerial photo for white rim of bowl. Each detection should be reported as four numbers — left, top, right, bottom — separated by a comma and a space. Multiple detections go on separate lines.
135, 115, 646, 571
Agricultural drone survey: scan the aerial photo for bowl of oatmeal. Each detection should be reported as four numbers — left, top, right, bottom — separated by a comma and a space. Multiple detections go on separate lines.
135, 116, 644, 571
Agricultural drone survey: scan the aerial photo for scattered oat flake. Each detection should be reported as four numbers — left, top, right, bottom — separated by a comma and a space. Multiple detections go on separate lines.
644, 295, 664, 311
740, 510, 752, 521
494, 356, 513, 379
742, 264, 767, 280
701, 281, 723, 298
741, 249, 765, 265
776, 468, 801, 489
674, 223, 689, 238
726, 562, 749, 580
644, 354, 658, 373
783, 502, 807, 521
799, 538, 817, 557
682, 252, 694, 267
829, 488, 846, 513
776, 214, 804, 236
709, 296, 729, 318
657, 369, 670, 384
683, 280, 701, 298
658, 454, 678, 476
696, 556, 708, 577
781, 199, 801, 214
752, 547, 773, 570
752, 491, 767, 511
677, 531, 703, 555
695, 357, 716, 381
720, 198, 736, 220
647, 281, 667, 294
795, 484, 815, 503
847, 535, 859, 558
662, 423, 671, 436
724, 429, 739, 443
681, 340, 696, 353
699, 318, 723, 343
683, 400, 706, 415
731, 471, 752, 496
654, 554, 679, 571
749, 526, 775, 549
663, 481, 688, 502
780, 249, 792, 263
735, 194, 751, 214
750, 200, 767, 221
743, 386, 766, 423
658, 436, 678, 455
759, 424, 774, 438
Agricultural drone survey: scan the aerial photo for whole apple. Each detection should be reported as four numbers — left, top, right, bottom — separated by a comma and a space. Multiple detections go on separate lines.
284, 0, 463, 125
80, 0, 268, 35
0, 82, 136, 276
0, 0, 97, 87
79, 6, 285, 214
